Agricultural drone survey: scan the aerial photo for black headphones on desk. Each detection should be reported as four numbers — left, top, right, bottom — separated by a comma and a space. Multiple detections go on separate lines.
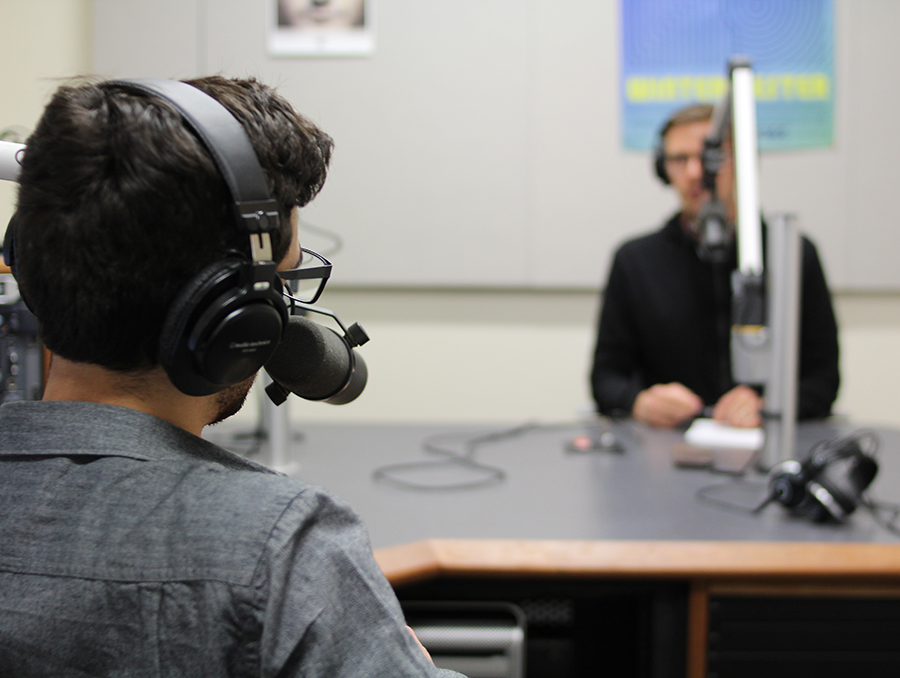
756, 432, 879, 523
4, 78, 288, 396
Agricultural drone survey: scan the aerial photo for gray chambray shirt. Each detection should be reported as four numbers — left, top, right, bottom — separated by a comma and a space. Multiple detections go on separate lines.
0, 400, 464, 678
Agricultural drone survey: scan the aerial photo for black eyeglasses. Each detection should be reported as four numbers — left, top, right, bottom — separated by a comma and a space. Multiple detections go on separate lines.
663, 152, 704, 171
278, 247, 332, 304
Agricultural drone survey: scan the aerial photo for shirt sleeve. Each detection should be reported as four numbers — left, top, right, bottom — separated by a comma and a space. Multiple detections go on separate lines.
591, 247, 645, 416
259, 487, 466, 677
796, 236, 840, 419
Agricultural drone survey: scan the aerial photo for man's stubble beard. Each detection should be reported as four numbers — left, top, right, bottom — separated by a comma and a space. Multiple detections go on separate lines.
208, 374, 257, 426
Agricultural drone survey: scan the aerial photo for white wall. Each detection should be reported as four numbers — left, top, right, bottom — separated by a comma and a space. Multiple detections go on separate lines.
86, 0, 900, 293
2, 0, 900, 430
0, 0, 92, 227
265, 288, 900, 431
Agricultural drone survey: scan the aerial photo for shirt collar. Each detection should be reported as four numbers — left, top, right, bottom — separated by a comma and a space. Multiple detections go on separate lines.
0, 400, 277, 474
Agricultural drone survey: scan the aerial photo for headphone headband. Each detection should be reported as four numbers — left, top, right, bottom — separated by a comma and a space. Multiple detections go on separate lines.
107, 79, 280, 236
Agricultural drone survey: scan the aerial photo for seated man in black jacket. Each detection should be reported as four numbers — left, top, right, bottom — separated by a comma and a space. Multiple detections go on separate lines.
590, 103, 839, 429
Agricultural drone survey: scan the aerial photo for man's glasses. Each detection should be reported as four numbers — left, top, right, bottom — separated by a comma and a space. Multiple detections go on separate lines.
663, 152, 704, 173
664, 150, 731, 174
278, 247, 332, 304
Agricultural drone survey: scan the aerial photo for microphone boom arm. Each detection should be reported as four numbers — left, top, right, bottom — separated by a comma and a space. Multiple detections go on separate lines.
731, 58, 764, 279
726, 57, 769, 387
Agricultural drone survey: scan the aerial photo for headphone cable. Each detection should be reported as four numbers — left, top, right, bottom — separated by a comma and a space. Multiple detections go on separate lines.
696, 478, 770, 515
371, 422, 540, 492
859, 494, 900, 538
372, 420, 595, 492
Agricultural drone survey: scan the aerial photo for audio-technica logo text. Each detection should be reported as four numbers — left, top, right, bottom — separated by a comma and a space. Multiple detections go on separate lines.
230, 340, 273, 352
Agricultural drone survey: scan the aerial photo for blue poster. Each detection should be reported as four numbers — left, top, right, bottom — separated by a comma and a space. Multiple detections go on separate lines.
621, 0, 834, 150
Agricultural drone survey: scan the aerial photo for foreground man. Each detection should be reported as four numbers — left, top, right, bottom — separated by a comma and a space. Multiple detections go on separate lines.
0, 76, 464, 677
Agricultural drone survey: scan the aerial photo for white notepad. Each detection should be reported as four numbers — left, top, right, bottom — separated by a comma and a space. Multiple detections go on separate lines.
683, 418, 765, 450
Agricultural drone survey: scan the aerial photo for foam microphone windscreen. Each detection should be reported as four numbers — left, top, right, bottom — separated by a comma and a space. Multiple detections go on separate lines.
264, 315, 366, 403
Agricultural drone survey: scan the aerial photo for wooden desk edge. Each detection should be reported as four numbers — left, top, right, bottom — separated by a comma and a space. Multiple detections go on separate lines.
375, 539, 900, 587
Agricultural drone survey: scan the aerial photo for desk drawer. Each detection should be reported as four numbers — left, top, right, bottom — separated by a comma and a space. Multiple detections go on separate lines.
707, 595, 900, 677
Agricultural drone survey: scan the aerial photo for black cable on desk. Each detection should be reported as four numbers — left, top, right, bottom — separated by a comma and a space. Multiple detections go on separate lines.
695, 477, 770, 515
371, 418, 636, 491
860, 495, 900, 537
371, 423, 535, 491
372, 420, 610, 492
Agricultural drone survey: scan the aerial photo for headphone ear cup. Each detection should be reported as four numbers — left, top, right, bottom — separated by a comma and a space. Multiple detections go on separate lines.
4, 212, 19, 277
802, 497, 832, 524
767, 460, 808, 509
159, 258, 286, 396
654, 144, 670, 185
799, 443, 879, 522
3, 212, 37, 313
809, 451, 880, 522
805, 476, 856, 522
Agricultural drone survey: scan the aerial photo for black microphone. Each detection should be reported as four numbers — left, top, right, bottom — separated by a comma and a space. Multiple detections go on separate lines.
264, 314, 368, 406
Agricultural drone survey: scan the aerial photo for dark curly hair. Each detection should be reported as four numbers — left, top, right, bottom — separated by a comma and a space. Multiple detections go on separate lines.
13, 75, 333, 372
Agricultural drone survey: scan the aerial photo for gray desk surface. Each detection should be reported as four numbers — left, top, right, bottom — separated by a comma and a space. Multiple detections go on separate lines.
211, 419, 900, 549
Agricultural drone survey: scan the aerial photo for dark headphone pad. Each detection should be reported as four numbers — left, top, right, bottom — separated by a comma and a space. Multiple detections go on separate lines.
810, 475, 856, 520
159, 259, 239, 385
804, 500, 831, 524
3, 212, 37, 313
159, 258, 285, 396
3, 212, 18, 276
805, 445, 879, 521
654, 145, 670, 185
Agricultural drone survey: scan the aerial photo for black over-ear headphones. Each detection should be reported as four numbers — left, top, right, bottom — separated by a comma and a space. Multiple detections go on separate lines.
759, 433, 879, 523
4, 78, 289, 397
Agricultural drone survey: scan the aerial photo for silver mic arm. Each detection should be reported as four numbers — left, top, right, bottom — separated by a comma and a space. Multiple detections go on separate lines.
731, 58, 764, 278
728, 57, 769, 387
725, 57, 801, 469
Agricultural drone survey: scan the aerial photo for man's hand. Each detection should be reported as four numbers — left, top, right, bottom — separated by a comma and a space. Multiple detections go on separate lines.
711, 385, 763, 428
632, 382, 703, 428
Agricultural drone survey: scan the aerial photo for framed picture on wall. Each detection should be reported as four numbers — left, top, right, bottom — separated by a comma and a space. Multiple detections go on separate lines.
620, 0, 834, 151
268, 0, 375, 57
